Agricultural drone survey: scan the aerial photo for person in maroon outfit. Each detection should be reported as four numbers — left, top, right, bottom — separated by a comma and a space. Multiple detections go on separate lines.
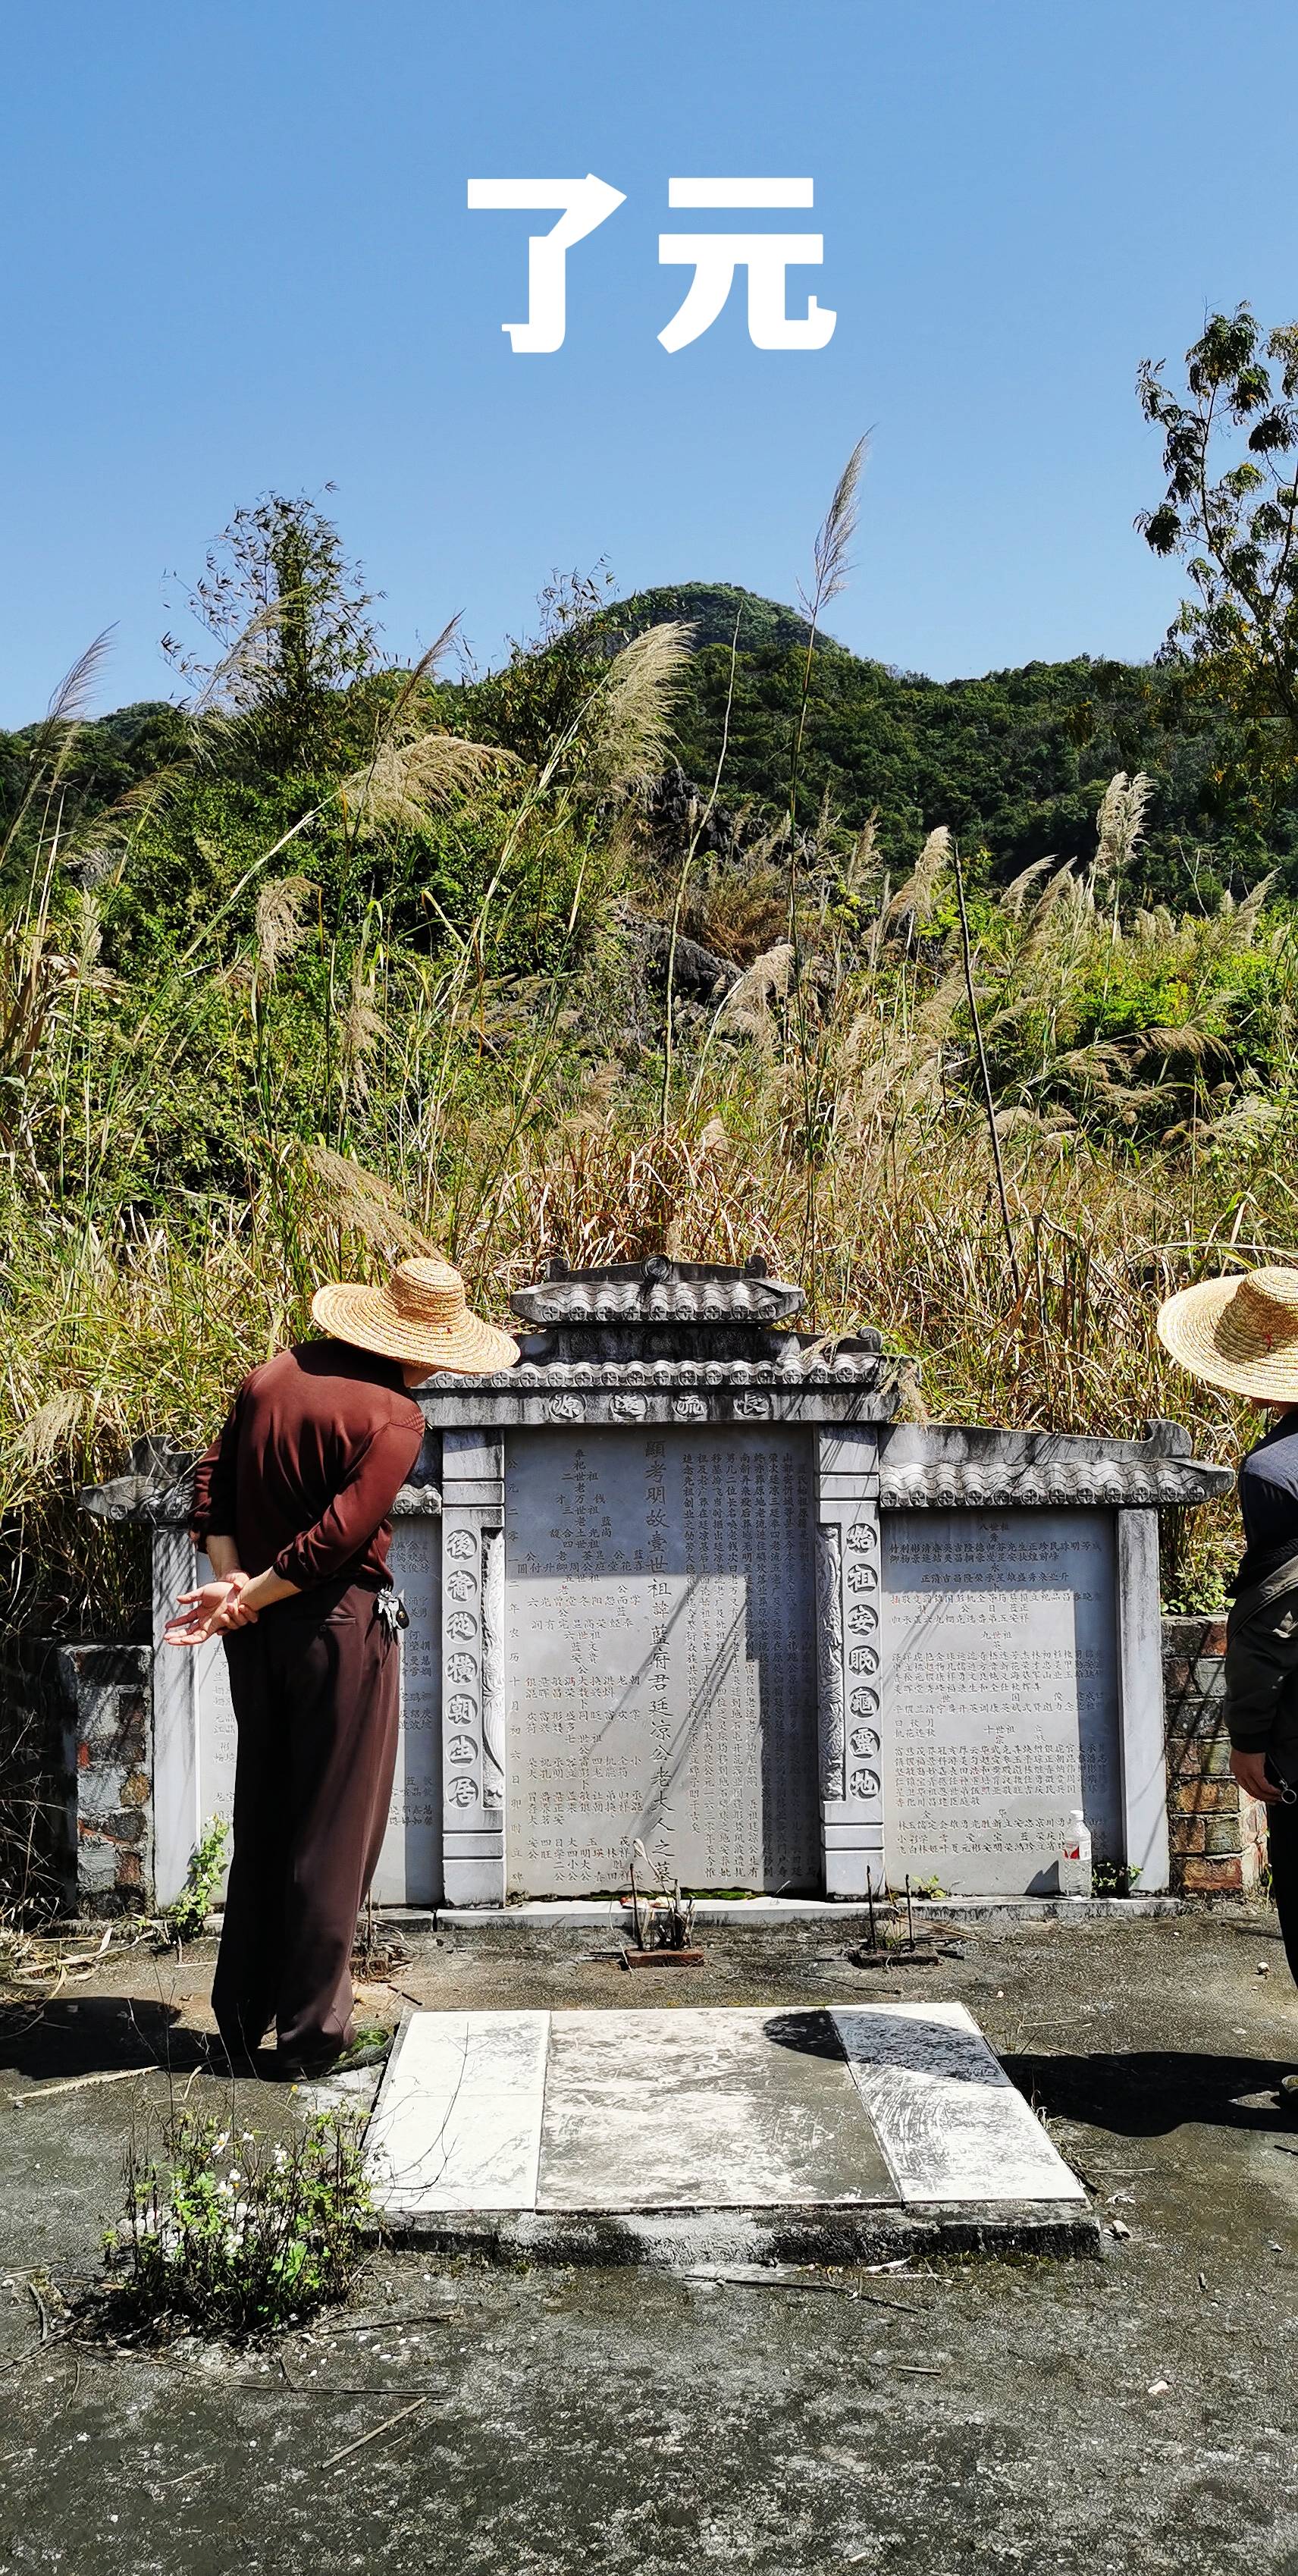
167, 1258, 519, 2079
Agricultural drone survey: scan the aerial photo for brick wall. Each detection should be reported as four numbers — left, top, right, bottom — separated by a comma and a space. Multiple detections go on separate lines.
1162, 1614, 1268, 1896
56, 1643, 153, 1912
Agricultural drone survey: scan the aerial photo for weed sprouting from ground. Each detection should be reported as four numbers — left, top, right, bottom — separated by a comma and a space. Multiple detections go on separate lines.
101, 2107, 372, 2337
158, 1817, 229, 1948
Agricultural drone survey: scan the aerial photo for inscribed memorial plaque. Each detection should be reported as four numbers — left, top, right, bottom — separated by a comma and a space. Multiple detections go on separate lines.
880, 1510, 1120, 1896
505, 1428, 818, 1896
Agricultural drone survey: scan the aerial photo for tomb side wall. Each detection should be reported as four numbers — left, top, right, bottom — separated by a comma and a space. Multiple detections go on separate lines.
57, 1643, 153, 1912
0, 1636, 77, 1920
1162, 1614, 1267, 1897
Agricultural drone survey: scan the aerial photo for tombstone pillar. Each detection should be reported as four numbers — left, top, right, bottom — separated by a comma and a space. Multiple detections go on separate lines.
815, 1429, 885, 1897
1115, 1508, 1171, 1891
150, 1523, 199, 1906
441, 1426, 507, 1905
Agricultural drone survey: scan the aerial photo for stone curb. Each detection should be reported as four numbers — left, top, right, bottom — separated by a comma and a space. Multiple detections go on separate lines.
50, 1890, 1265, 1947
431, 1894, 1190, 1926
367, 2201, 1102, 2264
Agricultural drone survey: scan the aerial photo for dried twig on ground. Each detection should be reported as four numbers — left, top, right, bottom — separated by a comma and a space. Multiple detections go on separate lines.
322, 2397, 427, 2470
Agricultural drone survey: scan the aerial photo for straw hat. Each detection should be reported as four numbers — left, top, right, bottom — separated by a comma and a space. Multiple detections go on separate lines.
1157, 1266, 1298, 1402
312, 1257, 520, 1376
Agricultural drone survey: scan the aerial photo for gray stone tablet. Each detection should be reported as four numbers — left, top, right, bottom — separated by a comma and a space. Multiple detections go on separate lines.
880, 1509, 1121, 1895
503, 1427, 819, 1896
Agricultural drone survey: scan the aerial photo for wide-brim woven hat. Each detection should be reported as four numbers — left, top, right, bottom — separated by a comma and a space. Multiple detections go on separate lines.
312, 1257, 520, 1376
1157, 1265, 1298, 1402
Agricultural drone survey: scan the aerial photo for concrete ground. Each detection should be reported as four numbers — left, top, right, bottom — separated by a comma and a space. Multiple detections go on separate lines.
2, 1906, 1297, 2576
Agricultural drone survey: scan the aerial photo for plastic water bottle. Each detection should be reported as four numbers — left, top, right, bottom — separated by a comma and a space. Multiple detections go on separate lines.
1058, 1810, 1093, 1898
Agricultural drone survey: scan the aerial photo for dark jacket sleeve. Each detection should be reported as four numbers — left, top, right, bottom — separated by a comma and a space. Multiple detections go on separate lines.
271, 1413, 423, 1590
1238, 1465, 1298, 1565
1223, 1589, 1298, 1754
189, 1392, 243, 1548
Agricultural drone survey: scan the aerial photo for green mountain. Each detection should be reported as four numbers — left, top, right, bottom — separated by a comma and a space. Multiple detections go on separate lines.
5, 582, 1293, 914
607, 580, 847, 658
600, 585, 1294, 903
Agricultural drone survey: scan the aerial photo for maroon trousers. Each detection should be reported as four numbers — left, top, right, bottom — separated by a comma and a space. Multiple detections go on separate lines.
212, 1581, 399, 2062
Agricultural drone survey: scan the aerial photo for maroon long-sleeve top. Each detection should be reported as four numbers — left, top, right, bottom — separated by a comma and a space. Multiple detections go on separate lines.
189, 1339, 425, 1592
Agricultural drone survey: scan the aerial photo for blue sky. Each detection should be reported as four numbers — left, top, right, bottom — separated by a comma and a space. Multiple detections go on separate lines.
2, 0, 1296, 723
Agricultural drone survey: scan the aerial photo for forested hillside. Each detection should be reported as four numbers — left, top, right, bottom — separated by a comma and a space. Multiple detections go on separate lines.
8, 581, 1294, 924
537, 582, 1298, 905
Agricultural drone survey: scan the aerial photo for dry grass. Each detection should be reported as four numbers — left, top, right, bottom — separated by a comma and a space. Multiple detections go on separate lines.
0, 1016, 1278, 1630
678, 861, 790, 965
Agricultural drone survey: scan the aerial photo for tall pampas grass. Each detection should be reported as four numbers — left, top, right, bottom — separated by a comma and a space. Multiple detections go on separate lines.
579, 621, 694, 801
1093, 771, 1153, 883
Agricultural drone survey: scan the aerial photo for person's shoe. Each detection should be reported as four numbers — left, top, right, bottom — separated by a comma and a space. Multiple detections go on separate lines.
275, 2023, 394, 2082
1278, 2072, 1298, 2114
206, 2032, 269, 2080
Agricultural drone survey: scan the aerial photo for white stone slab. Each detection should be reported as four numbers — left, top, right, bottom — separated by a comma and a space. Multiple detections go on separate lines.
365, 2009, 549, 2214
880, 1509, 1121, 1896
831, 2000, 1086, 2204
537, 2007, 895, 2211
365, 2004, 1084, 2225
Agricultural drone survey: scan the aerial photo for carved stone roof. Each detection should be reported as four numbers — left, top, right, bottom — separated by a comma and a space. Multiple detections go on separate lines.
77, 1407, 1230, 1526
504, 1351, 883, 1387
509, 1253, 806, 1329
875, 1420, 1231, 1511
878, 1458, 1230, 1511
79, 1436, 196, 1527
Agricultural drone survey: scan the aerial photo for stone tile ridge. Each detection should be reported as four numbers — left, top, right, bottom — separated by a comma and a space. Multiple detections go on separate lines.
503, 1351, 887, 1387
509, 1253, 805, 1328
877, 1439, 1231, 1510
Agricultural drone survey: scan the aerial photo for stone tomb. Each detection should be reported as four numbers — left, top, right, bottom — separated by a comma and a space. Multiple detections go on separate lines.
83, 1256, 1229, 1909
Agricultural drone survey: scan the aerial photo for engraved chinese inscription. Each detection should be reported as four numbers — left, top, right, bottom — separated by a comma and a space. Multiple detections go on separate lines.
505, 1428, 818, 1896
880, 1509, 1120, 1896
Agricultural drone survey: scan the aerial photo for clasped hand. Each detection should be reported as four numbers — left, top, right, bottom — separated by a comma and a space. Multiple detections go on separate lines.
1230, 1746, 1284, 1806
165, 1571, 259, 1649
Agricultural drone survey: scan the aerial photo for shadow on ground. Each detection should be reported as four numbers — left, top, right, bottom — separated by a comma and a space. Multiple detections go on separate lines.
0, 1995, 201, 2081
1005, 2047, 1297, 2135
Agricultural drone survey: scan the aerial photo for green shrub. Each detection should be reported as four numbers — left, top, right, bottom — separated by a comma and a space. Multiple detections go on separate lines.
103, 2107, 372, 2336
